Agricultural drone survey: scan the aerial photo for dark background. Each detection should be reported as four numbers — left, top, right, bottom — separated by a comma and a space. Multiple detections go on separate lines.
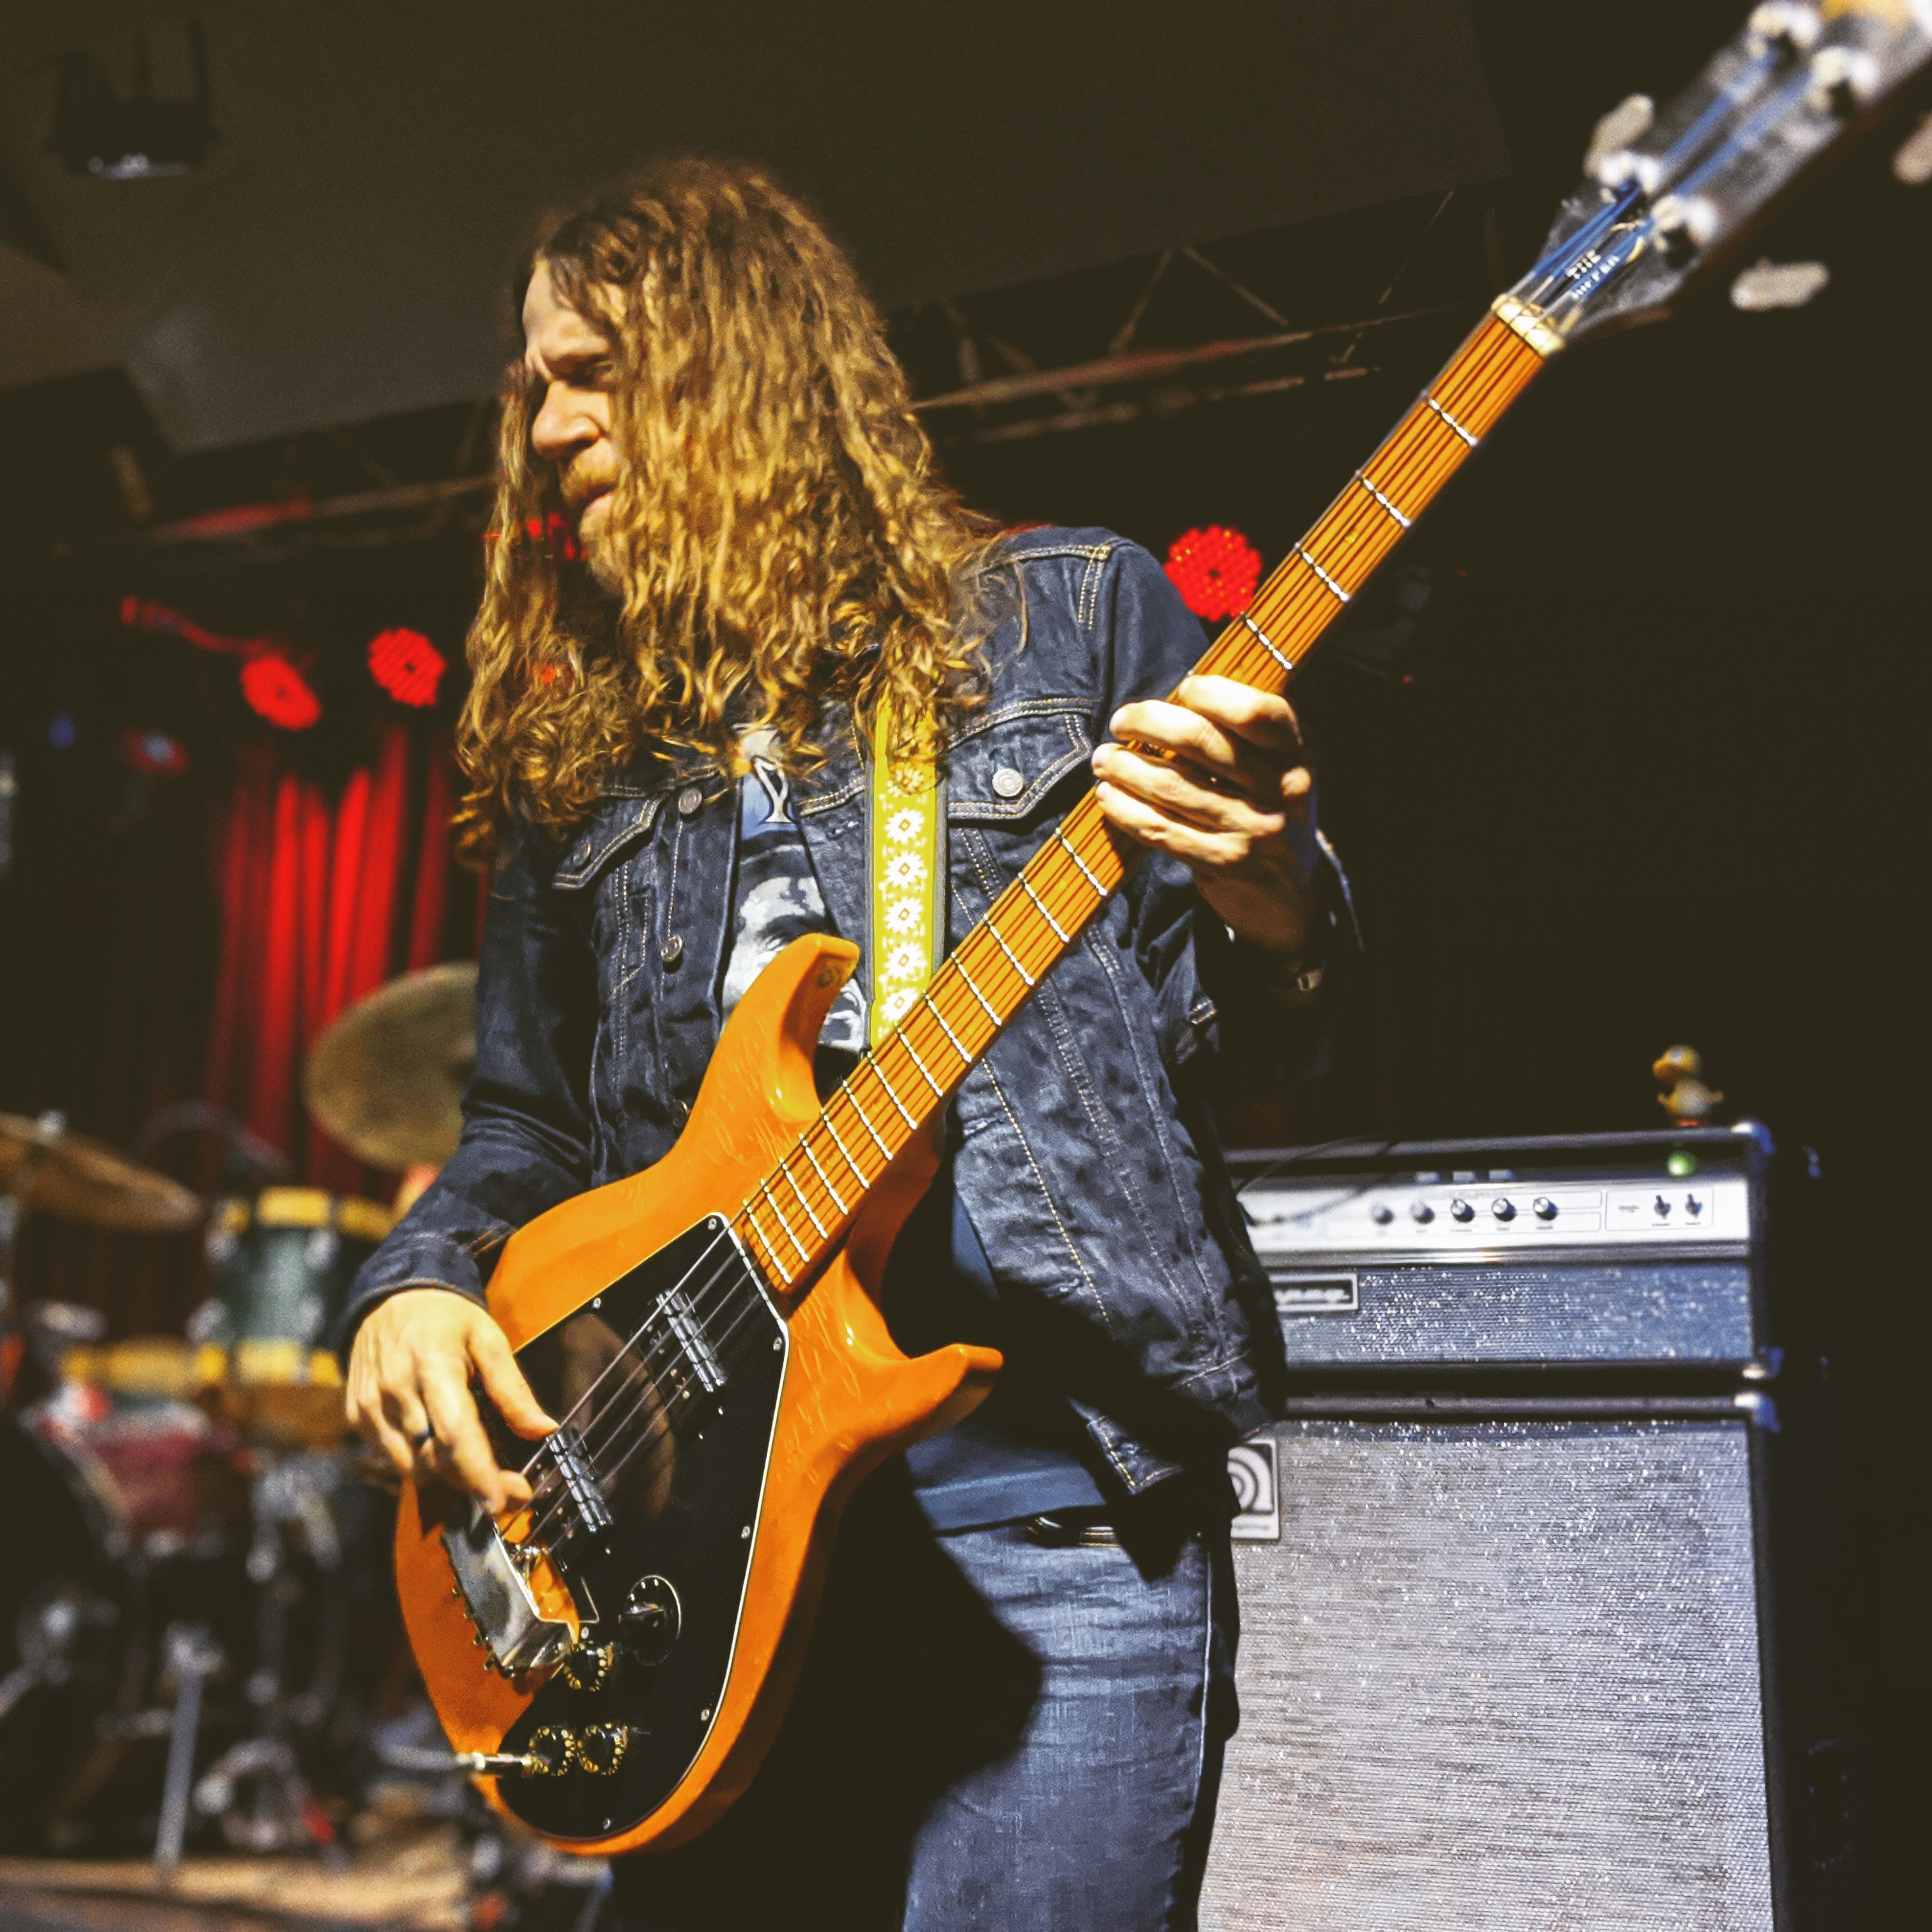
0, 0, 1923, 1912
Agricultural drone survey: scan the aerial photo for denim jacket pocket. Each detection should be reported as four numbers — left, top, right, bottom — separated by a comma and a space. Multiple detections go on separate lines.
550, 793, 666, 891
946, 699, 1092, 824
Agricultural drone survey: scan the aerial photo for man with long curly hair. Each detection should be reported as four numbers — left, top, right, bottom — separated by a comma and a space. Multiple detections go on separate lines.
346, 158, 1342, 1931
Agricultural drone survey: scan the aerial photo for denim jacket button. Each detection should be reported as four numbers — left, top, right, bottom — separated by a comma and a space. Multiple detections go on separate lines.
677, 786, 705, 818
660, 933, 685, 967
992, 766, 1025, 800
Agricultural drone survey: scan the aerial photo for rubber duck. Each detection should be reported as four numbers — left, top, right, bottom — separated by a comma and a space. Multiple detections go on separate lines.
1653, 1044, 1724, 1126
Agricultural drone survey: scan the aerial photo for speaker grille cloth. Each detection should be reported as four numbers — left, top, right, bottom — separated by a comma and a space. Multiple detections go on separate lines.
1202, 1420, 1775, 1931
1273, 1259, 1756, 1368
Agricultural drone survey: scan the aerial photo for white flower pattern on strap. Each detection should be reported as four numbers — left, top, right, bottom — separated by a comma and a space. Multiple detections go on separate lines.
880, 986, 919, 1025
884, 851, 926, 890
886, 806, 923, 845
885, 941, 926, 979
884, 896, 921, 935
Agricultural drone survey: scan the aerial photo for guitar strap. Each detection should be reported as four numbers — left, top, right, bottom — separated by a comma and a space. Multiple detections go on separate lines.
866, 705, 946, 1046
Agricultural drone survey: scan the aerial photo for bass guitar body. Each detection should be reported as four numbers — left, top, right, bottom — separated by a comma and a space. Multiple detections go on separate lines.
392, 933, 1000, 1855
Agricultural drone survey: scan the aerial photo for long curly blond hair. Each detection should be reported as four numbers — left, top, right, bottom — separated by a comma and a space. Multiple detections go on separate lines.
457, 157, 999, 852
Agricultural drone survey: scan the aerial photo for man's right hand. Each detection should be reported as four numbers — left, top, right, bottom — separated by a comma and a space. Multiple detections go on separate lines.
346, 1289, 557, 1515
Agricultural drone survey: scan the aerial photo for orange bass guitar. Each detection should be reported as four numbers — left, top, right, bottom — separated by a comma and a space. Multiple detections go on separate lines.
393, 1, 1931, 1855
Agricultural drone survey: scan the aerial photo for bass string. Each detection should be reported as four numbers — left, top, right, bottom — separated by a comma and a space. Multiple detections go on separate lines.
580, 1287, 786, 1502
522, 333, 1544, 1531
520, 270, 1556, 1549
519, 1248, 754, 1542
514, 1222, 744, 1479
521, 1238, 781, 1544
526, 1275, 791, 1545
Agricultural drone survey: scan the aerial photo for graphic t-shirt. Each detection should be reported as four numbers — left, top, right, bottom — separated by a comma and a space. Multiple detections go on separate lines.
719, 751, 1105, 1531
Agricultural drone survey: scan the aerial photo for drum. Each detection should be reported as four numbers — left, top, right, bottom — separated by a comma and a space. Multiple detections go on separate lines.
0, 1390, 389, 1852
194, 1188, 393, 1446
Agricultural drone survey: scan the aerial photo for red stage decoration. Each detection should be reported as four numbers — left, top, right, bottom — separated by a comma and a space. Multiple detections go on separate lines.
119, 728, 191, 775
1164, 525, 1262, 620
367, 627, 445, 707
240, 654, 323, 731
205, 723, 464, 1188
121, 597, 325, 730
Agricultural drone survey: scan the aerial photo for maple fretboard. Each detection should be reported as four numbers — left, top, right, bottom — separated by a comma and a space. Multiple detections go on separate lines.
732, 300, 1554, 1295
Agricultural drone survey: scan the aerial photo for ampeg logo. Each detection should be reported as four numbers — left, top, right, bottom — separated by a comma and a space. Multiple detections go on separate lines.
1227, 1439, 1280, 1543
1270, 1270, 1359, 1315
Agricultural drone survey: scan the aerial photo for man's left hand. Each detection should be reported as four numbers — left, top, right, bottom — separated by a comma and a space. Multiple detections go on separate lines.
1092, 675, 1318, 960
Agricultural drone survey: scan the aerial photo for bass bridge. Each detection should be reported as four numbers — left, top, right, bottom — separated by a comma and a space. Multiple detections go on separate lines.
443, 1425, 615, 1677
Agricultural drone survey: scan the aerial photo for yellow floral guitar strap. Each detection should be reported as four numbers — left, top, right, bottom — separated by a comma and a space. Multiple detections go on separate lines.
867, 705, 945, 1046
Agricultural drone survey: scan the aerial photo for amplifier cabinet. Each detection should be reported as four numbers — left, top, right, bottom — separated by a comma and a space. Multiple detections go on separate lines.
1204, 1399, 1782, 1931
1204, 1130, 1851, 1929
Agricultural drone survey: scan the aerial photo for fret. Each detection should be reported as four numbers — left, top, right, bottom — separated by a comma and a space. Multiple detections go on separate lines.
1018, 873, 1070, 944
1054, 828, 1107, 898
798, 1137, 847, 1217
741, 1205, 786, 1281
953, 958, 1002, 1025
868, 1059, 918, 1130
844, 1086, 891, 1160
900, 1034, 944, 1098
778, 1160, 827, 1240
1426, 393, 1478, 448
1356, 473, 1412, 528
1294, 546, 1351, 604
822, 1113, 865, 1187
758, 1180, 809, 1265
985, 917, 1037, 988
1239, 611, 1293, 677
928, 1000, 970, 1066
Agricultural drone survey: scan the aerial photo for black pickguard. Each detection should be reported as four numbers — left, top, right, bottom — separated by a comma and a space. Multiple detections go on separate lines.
494, 1217, 786, 1841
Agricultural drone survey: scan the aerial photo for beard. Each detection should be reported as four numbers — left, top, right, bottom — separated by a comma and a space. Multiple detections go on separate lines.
576, 491, 624, 595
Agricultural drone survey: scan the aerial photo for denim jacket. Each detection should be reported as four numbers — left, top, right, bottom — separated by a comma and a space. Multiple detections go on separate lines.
347, 528, 1351, 1494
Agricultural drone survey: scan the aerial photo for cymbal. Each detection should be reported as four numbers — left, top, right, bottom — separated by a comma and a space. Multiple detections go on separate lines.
303, 963, 477, 1170
0, 1112, 204, 1232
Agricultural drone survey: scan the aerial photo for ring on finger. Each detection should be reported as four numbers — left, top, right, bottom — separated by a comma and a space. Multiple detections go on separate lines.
410, 1425, 437, 1453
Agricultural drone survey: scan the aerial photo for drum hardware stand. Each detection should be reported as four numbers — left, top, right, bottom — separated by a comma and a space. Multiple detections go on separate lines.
185, 1450, 348, 1862
0, 1583, 91, 1722
154, 1620, 223, 1878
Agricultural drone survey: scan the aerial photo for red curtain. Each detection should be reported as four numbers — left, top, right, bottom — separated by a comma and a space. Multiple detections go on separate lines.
204, 720, 468, 1191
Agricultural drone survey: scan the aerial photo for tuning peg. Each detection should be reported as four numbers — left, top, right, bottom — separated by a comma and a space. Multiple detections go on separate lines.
1584, 93, 1655, 185
1894, 114, 1932, 185
1731, 259, 1831, 311
1649, 193, 1719, 265
1746, 4, 1822, 57
1807, 45, 1881, 118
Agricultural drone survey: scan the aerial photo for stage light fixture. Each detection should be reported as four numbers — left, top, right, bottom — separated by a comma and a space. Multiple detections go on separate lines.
367, 627, 445, 708
240, 656, 321, 732
47, 24, 216, 180
1165, 525, 1262, 621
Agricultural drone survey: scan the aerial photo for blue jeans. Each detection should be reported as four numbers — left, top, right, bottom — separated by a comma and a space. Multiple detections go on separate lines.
608, 1464, 1238, 1931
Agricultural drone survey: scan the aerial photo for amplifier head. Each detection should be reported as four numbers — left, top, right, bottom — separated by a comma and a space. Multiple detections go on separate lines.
1230, 1126, 1772, 1375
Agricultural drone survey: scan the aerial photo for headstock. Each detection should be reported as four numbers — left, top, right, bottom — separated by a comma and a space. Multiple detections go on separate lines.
1501, 1, 1932, 350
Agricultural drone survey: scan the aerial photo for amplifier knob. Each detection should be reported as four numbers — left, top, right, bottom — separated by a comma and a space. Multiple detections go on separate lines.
1370, 1203, 1394, 1225
1491, 1197, 1515, 1222
1450, 1199, 1475, 1223
1411, 1201, 1435, 1224
1533, 1197, 1558, 1221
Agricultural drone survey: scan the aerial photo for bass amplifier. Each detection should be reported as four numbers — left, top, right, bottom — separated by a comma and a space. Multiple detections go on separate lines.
1202, 1128, 1851, 1932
